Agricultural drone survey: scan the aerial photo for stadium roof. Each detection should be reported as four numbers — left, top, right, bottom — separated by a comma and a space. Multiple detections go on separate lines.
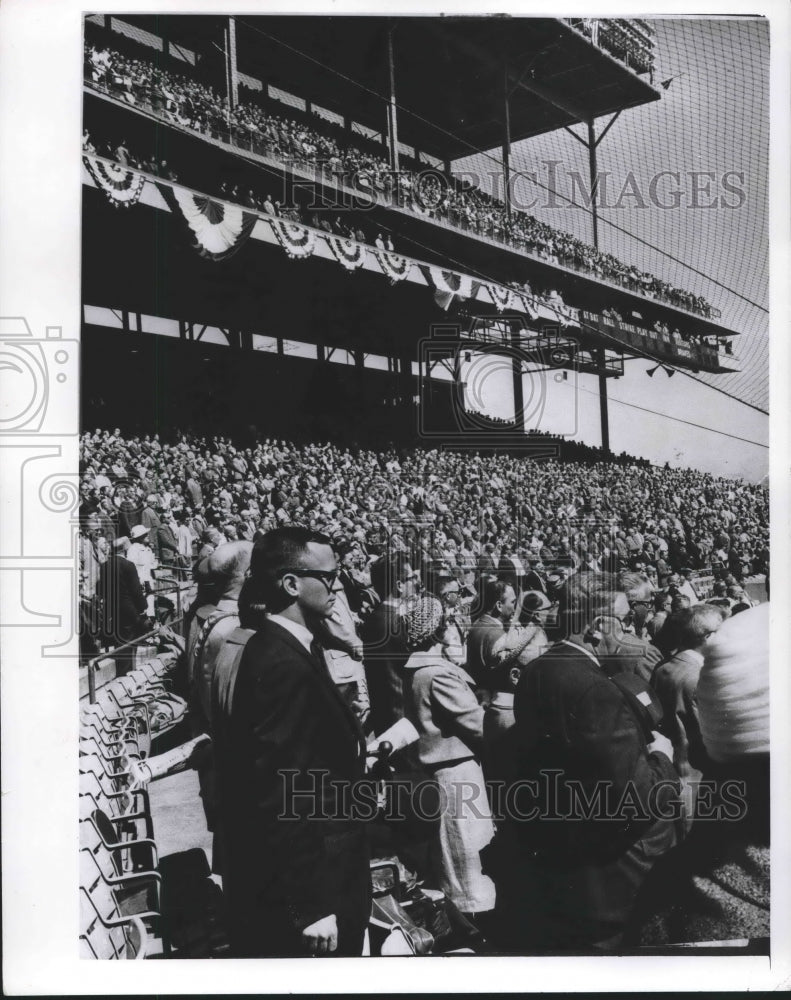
107, 15, 662, 161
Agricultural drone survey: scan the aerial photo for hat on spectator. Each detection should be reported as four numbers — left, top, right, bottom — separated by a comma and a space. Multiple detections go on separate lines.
404, 596, 444, 651
130, 525, 149, 541
697, 602, 769, 762
113, 536, 130, 550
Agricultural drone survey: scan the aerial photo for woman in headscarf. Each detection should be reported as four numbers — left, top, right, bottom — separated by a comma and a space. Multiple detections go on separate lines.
401, 595, 496, 932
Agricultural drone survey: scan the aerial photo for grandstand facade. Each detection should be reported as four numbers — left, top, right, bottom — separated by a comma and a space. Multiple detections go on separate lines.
78, 14, 770, 964
81, 13, 742, 453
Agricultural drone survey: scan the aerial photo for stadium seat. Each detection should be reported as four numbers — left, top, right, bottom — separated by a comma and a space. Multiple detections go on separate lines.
80, 891, 149, 961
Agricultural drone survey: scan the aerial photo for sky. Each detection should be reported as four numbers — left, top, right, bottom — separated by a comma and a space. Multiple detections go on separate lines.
454, 17, 769, 481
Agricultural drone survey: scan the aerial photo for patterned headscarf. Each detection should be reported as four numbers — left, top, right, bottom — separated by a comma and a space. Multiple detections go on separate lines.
404, 595, 444, 651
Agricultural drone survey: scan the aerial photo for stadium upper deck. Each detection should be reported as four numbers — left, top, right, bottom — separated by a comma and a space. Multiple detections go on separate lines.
83, 17, 742, 350
88, 14, 660, 160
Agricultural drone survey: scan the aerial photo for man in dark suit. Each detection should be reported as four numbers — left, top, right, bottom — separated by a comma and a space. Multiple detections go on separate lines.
466, 579, 516, 689
360, 551, 419, 736
215, 527, 370, 958
97, 535, 148, 674
523, 561, 549, 595
502, 572, 680, 952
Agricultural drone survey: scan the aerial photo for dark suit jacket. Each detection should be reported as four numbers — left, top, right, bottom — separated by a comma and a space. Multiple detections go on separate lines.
514, 641, 679, 862
466, 613, 505, 687
98, 554, 146, 642
216, 618, 370, 956
361, 602, 408, 736
523, 570, 548, 594
599, 630, 663, 685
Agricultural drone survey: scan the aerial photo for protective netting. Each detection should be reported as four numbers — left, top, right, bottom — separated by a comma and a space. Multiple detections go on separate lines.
84, 15, 769, 412
457, 17, 769, 411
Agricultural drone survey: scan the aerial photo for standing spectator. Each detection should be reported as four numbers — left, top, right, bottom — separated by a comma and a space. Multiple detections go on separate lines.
127, 523, 156, 596
140, 493, 161, 546
155, 509, 182, 574
318, 571, 371, 730
361, 552, 420, 736
214, 527, 370, 957
175, 510, 195, 580
465, 580, 516, 690
79, 514, 105, 658
185, 468, 203, 508
504, 573, 680, 953
401, 596, 496, 932
98, 536, 148, 674
650, 604, 727, 827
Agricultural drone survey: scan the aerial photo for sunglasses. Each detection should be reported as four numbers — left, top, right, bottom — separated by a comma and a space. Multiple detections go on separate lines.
280, 568, 338, 591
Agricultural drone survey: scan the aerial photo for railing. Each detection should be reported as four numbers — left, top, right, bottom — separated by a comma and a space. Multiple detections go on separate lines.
84, 76, 721, 324
84, 625, 174, 703
562, 18, 656, 79
579, 312, 727, 370
82, 576, 192, 702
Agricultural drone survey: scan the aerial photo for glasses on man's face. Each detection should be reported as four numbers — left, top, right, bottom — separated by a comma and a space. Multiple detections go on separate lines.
595, 612, 632, 630
281, 568, 338, 591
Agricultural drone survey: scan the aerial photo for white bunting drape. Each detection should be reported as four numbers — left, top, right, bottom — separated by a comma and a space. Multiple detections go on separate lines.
83, 156, 146, 208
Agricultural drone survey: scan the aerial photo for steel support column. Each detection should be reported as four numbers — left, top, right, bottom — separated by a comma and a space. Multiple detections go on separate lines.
503, 63, 512, 218
587, 120, 600, 248
597, 348, 611, 454
511, 322, 525, 432
387, 22, 400, 173
227, 17, 238, 110
587, 120, 610, 455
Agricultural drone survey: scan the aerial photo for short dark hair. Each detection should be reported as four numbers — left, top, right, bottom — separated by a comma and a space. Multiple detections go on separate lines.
248, 526, 332, 611
370, 551, 413, 600
482, 579, 513, 615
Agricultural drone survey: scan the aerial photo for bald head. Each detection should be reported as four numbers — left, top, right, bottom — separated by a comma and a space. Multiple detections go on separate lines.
205, 541, 253, 601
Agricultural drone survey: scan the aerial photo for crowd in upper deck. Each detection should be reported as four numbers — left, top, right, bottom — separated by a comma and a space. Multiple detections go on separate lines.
84, 37, 717, 320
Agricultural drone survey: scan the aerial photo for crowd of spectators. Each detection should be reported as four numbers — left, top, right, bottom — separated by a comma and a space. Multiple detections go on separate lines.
79, 426, 768, 625
84, 123, 724, 345
79, 423, 769, 953
564, 18, 656, 77
84, 38, 717, 319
